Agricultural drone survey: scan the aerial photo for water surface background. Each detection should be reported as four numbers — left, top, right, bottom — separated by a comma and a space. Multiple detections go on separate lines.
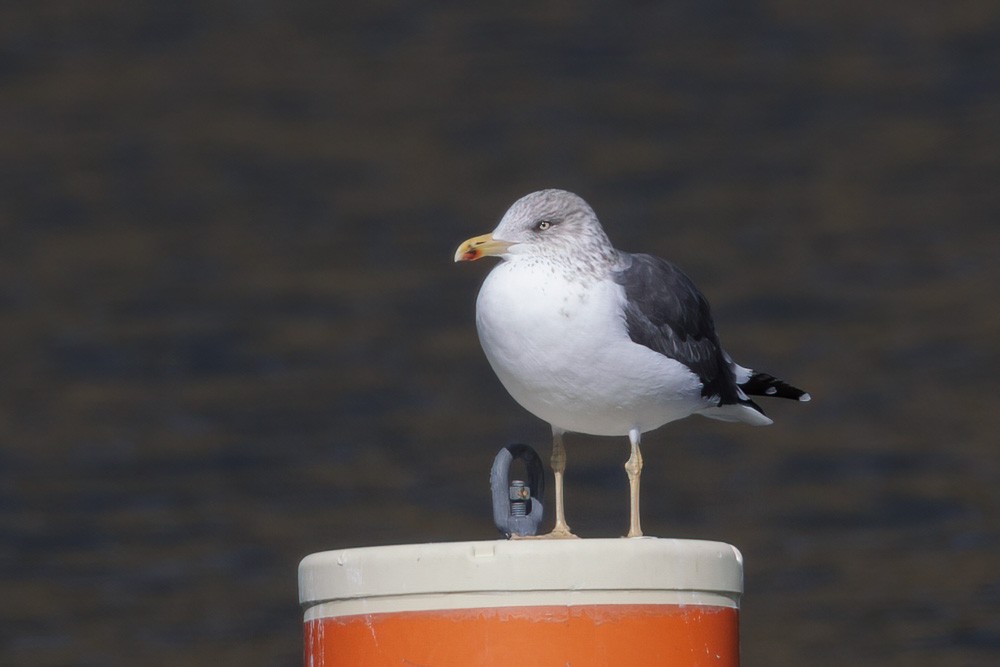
2, 2, 999, 665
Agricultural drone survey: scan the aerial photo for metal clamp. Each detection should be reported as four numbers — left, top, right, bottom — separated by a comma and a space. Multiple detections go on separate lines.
490, 443, 545, 538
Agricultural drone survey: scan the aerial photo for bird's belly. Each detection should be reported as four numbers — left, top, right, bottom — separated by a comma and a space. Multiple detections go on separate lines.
475, 266, 704, 436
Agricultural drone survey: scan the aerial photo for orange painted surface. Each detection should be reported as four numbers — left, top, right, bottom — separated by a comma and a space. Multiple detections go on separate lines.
304, 604, 738, 666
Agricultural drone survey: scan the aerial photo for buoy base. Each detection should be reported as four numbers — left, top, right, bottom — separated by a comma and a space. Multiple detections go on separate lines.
306, 603, 738, 666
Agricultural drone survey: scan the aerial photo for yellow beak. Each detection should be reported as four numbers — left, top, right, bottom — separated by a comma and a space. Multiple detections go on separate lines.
454, 233, 514, 262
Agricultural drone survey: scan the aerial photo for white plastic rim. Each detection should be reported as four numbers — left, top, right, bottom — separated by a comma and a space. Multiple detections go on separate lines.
299, 538, 743, 621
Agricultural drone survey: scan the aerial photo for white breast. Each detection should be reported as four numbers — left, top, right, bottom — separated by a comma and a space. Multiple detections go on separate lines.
475, 260, 705, 436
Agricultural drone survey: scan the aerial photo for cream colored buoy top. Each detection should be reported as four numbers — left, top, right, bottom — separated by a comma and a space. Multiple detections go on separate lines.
299, 538, 742, 615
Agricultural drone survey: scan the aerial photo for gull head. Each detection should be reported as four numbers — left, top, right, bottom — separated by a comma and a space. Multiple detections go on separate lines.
454, 189, 615, 268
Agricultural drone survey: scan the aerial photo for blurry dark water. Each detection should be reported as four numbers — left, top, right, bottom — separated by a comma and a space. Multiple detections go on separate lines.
2, 2, 999, 665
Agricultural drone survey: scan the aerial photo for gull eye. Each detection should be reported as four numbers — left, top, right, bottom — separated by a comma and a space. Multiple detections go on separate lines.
535, 220, 552, 231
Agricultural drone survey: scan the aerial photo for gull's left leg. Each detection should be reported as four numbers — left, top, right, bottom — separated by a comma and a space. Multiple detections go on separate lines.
546, 427, 577, 538
512, 428, 578, 539
625, 427, 644, 537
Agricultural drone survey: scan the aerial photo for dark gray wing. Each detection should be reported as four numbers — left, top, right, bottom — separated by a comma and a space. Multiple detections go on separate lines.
612, 253, 741, 404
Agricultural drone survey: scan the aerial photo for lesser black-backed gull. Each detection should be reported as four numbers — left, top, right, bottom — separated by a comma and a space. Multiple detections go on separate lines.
455, 189, 809, 538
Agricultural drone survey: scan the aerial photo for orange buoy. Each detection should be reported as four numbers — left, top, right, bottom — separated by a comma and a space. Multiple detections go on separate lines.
299, 538, 742, 666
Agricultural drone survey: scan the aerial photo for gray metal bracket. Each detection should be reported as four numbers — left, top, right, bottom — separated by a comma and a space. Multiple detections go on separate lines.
490, 443, 545, 538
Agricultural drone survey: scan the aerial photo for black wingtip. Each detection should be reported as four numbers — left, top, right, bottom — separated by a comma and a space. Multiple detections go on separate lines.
740, 372, 810, 402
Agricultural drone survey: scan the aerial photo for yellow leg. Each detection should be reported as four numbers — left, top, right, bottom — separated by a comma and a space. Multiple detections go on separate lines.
547, 428, 577, 538
625, 428, 643, 538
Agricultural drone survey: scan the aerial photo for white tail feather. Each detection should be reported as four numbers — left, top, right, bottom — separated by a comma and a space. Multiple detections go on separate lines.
697, 403, 773, 426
